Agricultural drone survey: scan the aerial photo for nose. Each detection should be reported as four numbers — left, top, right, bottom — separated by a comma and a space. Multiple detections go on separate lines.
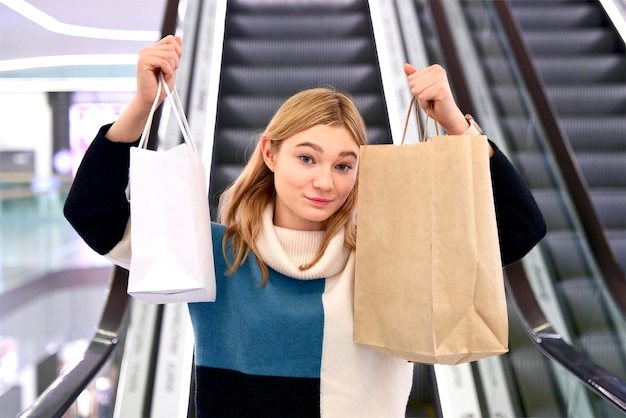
313, 168, 333, 190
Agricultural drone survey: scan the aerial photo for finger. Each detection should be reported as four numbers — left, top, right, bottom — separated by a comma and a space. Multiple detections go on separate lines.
404, 63, 417, 77
160, 35, 183, 62
139, 45, 181, 79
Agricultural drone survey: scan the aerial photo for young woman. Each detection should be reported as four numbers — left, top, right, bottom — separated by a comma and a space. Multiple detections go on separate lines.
65, 35, 546, 417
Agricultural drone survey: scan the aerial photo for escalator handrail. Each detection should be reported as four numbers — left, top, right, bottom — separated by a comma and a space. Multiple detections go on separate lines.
17, 2, 180, 417
429, 0, 626, 413
492, 0, 626, 316
18, 267, 130, 418
506, 262, 626, 412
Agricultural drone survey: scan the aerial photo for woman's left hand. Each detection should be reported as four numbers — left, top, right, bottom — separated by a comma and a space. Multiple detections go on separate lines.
403, 63, 469, 135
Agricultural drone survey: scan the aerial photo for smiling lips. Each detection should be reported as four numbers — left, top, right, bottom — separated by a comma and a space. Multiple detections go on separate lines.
307, 196, 333, 206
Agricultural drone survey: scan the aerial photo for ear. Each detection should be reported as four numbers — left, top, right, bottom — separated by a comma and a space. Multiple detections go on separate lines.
260, 136, 275, 172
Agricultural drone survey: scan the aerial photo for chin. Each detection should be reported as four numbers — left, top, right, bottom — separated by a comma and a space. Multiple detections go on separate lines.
298, 211, 332, 227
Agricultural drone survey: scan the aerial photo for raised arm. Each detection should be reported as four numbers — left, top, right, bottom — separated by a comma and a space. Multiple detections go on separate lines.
404, 63, 546, 265
64, 36, 183, 255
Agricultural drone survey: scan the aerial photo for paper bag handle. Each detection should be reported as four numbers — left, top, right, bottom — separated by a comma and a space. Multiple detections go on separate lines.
138, 73, 197, 153
400, 96, 440, 145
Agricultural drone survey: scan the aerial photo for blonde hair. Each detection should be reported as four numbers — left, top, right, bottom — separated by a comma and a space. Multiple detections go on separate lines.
217, 87, 368, 284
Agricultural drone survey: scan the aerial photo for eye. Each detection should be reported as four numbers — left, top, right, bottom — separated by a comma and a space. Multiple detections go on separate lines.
299, 155, 314, 164
336, 163, 352, 172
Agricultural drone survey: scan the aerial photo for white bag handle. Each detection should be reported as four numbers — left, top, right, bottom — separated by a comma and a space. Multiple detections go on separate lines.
138, 72, 197, 153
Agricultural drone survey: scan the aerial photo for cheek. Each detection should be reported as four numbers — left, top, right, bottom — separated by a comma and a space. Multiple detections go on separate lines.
337, 175, 357, 199
274, 166, 304, 194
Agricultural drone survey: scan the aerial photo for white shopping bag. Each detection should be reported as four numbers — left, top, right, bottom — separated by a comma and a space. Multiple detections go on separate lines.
128, 74, 216, 304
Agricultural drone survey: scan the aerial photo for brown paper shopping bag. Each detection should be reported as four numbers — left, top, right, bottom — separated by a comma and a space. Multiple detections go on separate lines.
354, 98, 507, 365
128, 74, 216, 304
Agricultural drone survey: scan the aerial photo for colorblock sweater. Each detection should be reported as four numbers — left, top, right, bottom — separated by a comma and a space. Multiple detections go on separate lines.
64, 124, 547, 417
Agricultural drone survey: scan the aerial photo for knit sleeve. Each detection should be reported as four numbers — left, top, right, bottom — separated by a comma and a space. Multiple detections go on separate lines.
489, 143, 547, 266
64, 124, 137, 255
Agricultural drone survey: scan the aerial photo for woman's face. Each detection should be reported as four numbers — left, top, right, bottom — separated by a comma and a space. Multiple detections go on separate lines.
261, 124, 360, 231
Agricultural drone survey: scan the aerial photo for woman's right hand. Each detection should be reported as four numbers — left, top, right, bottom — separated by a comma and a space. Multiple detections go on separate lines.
135, 35, 183, 108
106, 35, 183, 143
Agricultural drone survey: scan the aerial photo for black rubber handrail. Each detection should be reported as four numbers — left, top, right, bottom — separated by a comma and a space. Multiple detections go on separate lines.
429, 0, 626, 413
506, 262, 626, 412
17, 2, 180, 417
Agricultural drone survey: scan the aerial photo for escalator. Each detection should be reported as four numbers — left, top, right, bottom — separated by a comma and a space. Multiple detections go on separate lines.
209, 0, 392, 212
499, 2, 626, 415
410, 0, 625, 415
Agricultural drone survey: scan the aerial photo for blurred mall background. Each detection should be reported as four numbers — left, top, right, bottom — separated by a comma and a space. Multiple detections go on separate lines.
0, 1, 165, 416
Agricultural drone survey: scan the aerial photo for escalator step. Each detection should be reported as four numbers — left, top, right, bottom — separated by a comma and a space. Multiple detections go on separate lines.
473, 28, 619, 57
217, 96, 288, 127
533, 56, 625, 84
228, 0, 363, 14
511, 4, 604, 29
223, 39, 376, 65
544, 229, 625, 279
522, 30, 618, 55
545, 85, 626, 115
528, 188, 626, 234
220, 66, 380, 95
490, 86, 622, 120
560, 117, 626, 151
590, 190, 626, 230
217, 94, 388, 128
501, 116, 626, 152
227, 13, 371, 38
575, 153, 626, 188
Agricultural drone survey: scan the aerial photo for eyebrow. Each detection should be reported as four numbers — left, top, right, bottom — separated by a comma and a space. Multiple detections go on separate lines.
295, 141, 358, 159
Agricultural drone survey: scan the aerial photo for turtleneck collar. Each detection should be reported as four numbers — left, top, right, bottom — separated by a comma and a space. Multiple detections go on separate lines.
255, 204, 350, 280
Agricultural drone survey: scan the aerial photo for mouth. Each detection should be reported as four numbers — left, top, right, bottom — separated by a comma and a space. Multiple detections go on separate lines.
307, 197, 333, 206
